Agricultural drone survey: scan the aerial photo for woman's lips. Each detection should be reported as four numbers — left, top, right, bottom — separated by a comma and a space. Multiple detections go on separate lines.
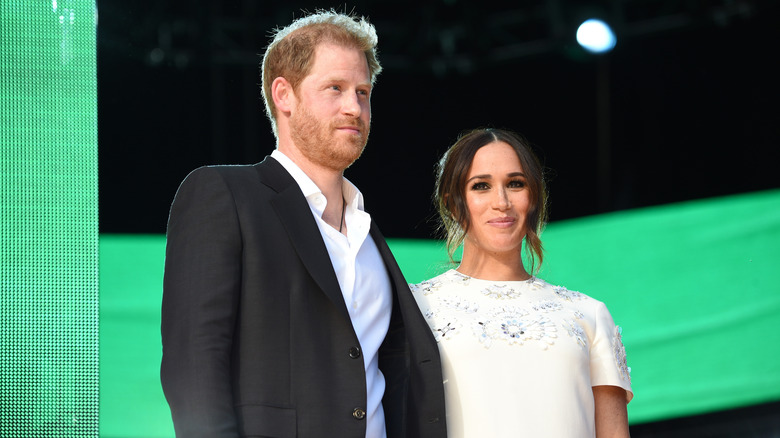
488, 217, 516, 228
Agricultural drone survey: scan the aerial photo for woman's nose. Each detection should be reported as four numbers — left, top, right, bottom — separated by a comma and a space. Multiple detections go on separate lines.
493, 188, 511, 210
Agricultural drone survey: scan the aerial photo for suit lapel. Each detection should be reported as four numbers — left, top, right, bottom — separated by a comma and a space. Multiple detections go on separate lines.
254, 158, 351, 322
369, 223, 408, 294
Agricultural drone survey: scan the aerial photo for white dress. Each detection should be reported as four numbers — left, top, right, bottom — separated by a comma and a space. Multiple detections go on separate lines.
410, 269, 633, 438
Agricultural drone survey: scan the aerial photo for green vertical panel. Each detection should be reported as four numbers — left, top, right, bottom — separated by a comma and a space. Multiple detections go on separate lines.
0, 1, 98, 436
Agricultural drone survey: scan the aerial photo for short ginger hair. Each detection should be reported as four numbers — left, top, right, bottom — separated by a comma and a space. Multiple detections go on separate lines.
260, 10, 382, 136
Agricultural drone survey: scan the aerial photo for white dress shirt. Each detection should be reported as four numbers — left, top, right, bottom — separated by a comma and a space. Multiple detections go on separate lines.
271, 150, 392, 438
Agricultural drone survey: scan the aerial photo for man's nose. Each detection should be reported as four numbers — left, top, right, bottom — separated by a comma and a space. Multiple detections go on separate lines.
341, 92, 362, 117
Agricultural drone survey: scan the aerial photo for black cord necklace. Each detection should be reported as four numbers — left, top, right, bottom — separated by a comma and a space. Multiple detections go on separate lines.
339, 198, 346, 233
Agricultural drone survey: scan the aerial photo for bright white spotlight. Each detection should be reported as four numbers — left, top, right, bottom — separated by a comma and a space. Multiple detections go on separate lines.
576, 19, 616, 54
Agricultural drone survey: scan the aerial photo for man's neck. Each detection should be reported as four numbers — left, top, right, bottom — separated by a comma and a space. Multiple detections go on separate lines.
277, 144, 346, 231
278, 143, 343, 194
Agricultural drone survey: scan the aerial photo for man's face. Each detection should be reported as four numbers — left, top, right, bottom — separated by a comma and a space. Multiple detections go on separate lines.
289, 43, 372, 172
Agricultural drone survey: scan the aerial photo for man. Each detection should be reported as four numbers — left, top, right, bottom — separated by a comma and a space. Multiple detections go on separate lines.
160, 11, 447, 438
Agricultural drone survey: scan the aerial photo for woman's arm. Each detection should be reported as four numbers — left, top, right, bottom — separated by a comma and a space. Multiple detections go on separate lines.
594, 385, 630, 438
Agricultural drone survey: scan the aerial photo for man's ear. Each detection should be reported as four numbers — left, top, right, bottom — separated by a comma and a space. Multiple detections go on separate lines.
271, 77, 294, 114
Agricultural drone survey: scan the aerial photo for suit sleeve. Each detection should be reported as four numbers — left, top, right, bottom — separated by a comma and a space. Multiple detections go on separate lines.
161, 167, 242, 437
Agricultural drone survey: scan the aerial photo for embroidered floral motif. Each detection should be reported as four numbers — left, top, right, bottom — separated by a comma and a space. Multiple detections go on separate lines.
612, 325, 631, 382
422, 296, 472, 342
527, 277, 545, 289
411, 279, 443, 295
474, 307, 557, 349
532, 300, 563, 313
431, 320, 461, 342
553, 285, 583, 302
481, 284, 522, 299
449, 270, 472, 286
562, 319, 587, 348
500, 319, 525, 338
440, 296, 479, 314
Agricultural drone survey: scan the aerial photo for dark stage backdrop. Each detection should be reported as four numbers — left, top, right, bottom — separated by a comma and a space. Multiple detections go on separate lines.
97, 0, 780, 237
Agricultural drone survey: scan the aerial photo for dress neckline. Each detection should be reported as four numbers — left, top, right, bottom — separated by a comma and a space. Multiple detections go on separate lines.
448, 269, 536, 284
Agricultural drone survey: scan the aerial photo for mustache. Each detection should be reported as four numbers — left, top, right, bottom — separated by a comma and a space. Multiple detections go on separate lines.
332, 117, 367, 131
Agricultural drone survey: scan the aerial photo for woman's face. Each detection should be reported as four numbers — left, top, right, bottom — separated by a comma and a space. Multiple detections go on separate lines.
462, 141, 531, 257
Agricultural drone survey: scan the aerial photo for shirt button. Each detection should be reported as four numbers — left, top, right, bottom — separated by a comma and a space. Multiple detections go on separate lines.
352, 408, 366, 420
348, 346, 361, 359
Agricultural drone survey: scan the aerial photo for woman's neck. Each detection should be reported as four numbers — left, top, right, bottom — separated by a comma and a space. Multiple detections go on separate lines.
457, 247, 530, 281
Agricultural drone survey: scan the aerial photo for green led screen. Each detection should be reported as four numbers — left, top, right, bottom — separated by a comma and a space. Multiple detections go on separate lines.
1, 1, 98, 436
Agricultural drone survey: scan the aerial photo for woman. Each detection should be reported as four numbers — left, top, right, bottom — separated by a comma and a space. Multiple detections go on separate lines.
411, 128, 633, 437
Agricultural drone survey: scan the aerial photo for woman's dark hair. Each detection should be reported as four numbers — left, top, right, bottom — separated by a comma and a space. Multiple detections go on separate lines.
435, 128, 548, 273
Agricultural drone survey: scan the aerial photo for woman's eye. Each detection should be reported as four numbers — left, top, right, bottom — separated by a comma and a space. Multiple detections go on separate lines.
509, 180, 526, 188
471, 182, 489, 190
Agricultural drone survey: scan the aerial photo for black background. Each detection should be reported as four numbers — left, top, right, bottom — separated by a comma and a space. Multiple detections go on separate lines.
97, 0, 779, 238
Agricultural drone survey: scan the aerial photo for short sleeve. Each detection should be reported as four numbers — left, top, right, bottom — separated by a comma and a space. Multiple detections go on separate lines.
589, 301, 633, 403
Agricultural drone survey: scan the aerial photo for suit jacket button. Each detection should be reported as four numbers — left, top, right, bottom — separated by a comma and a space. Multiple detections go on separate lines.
352, 408, 366, 420
348, 346, 361, 359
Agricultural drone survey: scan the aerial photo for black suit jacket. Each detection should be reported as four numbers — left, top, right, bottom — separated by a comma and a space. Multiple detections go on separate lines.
161, 157, 447, 438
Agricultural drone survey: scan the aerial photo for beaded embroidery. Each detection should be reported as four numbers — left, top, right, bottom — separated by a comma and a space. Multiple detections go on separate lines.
420, 295, 478, 342
612, 325, 631, 382
480, 284, 522, 299
474, 306, 557, 349
563, 319, 587, 348
440, 296, 479, 314
532, 300, 563, 313
425, 311, 463, 341
553, 285, 584, 302
527, 277, 546, 290
450, 270, 472, 286
435, 321, 460, 340
411, 279, 443, 296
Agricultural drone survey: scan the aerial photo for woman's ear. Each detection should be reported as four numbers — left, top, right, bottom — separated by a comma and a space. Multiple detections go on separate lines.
271, 77, 294, 114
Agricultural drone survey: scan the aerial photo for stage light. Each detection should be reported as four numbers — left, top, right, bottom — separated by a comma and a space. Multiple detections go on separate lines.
576, 18, 616, 54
